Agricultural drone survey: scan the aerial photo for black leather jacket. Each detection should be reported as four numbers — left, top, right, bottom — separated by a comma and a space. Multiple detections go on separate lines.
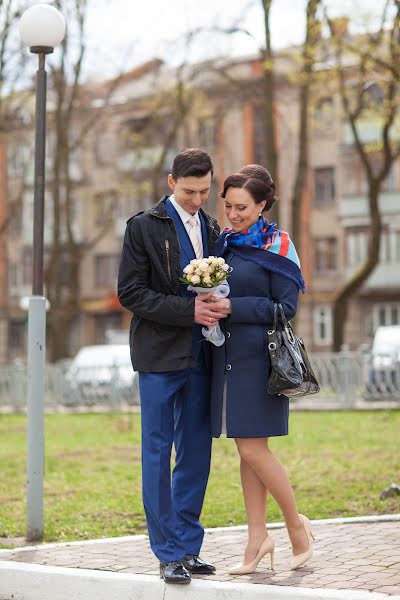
118, 196, 220, 372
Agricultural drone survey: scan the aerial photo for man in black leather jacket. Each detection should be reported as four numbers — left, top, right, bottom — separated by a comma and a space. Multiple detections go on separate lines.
118, 149, 229, 584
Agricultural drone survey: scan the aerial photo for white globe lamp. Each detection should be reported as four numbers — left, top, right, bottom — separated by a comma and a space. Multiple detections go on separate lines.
19, 4, 66, 54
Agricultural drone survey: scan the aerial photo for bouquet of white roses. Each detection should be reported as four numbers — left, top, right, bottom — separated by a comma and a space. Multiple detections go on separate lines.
180, 256, 230, 288
180, 256, 231, 347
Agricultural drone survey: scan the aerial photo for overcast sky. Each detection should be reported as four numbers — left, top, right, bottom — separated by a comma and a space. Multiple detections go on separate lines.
25, 0, 389, 80
81, 0, 386, 78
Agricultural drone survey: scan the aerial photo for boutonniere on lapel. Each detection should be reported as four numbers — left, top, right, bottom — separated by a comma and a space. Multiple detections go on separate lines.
180, 257, 232, 347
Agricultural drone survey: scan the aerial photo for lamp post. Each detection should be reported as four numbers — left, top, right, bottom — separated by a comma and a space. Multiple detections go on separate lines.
19, 4, 66, 542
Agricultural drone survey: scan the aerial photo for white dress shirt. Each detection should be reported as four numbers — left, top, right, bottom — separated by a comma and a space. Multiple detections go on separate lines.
169, 195, 204, 258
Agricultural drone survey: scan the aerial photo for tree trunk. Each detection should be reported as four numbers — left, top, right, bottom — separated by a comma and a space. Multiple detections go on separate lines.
290, 0, 321, 252
332, 181, 381, 350
261, 0, 278, 223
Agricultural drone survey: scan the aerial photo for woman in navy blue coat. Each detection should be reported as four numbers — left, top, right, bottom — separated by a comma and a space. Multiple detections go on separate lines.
211, 166, 315, 574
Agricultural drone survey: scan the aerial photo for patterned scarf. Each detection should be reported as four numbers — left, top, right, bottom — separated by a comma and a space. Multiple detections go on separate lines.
214, 216, 305, 292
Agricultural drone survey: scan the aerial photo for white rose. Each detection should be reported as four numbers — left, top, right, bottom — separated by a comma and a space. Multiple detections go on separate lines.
186, 273, 193, 282
190, 259, 200, 266
217, 257, 225, 265
195, 267, 202, 276
216, 272, 224, 279
221, 263, 229, 272
203, 275, 212, 285
183, 264, 194, 274
199, 260, 209, 271
206, 257, 214, 264
212, 257, 220, 266
191, 274, 200, 285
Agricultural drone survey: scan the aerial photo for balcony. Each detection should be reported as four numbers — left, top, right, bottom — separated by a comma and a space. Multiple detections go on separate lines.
339, 192, 400, 226
345, 263, 400, 291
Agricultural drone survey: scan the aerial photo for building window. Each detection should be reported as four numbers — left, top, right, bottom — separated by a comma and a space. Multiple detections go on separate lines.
9, 320, 26, 354
314, 238, 338, 274
94, 254, 120, 288
348, 229, 400, 266
313, 305, 333, 346
369, 155, 397, 192
313, 167, 335, 205
372, 303, 400, 331
8, 143, 31, 178
346, 230, 368, 267
314, 98, 334, 132
365, 83, 384, 108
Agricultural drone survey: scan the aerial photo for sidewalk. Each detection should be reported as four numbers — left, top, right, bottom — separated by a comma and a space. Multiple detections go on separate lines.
1, 516, 400, 599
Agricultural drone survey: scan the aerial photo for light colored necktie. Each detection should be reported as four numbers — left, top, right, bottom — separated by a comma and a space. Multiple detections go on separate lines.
188, 216, 203, 260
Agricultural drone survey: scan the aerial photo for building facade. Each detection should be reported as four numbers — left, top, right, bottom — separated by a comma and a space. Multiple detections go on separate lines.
1, 48, 399, 362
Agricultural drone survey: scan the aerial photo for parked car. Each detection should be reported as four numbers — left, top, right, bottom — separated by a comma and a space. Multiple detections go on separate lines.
63, 345, 139, 405
366, 326, 400, 397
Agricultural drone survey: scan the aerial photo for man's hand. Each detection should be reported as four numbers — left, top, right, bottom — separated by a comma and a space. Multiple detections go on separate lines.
195, 294, 228, 326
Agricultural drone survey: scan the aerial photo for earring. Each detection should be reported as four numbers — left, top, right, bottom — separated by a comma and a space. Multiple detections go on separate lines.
258, 212, 262, 217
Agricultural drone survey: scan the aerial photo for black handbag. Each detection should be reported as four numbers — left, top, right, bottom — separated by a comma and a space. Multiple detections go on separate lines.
267, 303, 320, 397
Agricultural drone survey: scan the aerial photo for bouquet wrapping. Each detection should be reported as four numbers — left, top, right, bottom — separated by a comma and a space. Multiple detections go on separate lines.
180, 256, 231, 347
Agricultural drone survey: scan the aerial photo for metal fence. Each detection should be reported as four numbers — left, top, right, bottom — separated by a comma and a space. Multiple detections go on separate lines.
0, 351, 399, 413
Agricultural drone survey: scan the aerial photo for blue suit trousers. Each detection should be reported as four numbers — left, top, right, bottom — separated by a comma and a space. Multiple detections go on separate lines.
139, 363, 212, 563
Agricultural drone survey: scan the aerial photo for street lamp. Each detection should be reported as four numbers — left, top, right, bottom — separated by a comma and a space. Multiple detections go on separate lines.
19, 3, 66, 542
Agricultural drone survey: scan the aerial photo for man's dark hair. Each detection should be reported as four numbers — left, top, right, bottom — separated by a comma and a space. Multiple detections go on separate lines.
171, 148, 213, 180
239, 164, 277, 212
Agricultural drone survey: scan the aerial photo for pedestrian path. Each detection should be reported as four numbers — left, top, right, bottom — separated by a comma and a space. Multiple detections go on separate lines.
1, 516, 400, 599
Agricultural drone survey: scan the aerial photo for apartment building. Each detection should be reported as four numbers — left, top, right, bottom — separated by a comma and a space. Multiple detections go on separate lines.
1, 47, 399, 362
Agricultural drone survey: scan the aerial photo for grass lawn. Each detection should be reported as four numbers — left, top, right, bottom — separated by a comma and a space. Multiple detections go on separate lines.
0, 411, 399, 548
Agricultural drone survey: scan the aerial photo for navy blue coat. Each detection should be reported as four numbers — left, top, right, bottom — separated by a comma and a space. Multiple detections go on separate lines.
210, 250, 299, 438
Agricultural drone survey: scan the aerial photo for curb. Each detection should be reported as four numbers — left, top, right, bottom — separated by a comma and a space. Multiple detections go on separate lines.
1, 561, 398, 600
1, 514, 399, 554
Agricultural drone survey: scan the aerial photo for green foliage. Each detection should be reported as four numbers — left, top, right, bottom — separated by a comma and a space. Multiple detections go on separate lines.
0, 411, 399, 547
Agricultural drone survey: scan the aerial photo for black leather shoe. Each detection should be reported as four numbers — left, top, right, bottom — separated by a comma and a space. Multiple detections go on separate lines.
159, 561, 191, 584
183, 554, 216, 574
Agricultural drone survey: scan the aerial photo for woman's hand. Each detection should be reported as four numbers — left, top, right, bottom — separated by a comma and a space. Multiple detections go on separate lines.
195, 294, 226, 326
210, 298, 231, 316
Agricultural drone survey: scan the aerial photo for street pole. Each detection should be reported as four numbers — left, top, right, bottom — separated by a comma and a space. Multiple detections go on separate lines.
26, 50, 50, 542
19, 3, 66, 543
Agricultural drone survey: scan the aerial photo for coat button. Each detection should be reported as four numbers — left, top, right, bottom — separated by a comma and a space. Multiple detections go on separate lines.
227, 332, 231, 338
226, 364, 232, 371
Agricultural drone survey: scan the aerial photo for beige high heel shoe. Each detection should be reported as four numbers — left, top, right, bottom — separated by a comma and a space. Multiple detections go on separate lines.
228, 534, 275, 575
290, 514, 315, 570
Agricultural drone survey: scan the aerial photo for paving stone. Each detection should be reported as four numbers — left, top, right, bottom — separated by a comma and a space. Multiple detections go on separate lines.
2, 519, 400, 594
374, 586, 400, 595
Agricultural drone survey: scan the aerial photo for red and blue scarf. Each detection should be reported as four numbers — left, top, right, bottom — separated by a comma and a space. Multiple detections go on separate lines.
214, 216, 305, 292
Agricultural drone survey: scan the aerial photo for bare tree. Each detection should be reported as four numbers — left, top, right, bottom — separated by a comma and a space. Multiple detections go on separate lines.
289, 0, 322, 251
215, 2, 280, 221
43, 0, 126, 360
0, 0, 29, 236
260, 1, 278, 193
326, 1, 400, 350
0, 0, 28, 124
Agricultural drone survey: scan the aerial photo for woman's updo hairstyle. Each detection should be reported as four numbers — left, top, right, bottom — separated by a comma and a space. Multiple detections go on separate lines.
221, 170, 276, 213
239, 164, 277, 213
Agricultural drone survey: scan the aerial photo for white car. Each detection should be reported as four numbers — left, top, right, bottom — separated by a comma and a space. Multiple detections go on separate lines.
64, 344, 139, 405
367, 326, 400, 396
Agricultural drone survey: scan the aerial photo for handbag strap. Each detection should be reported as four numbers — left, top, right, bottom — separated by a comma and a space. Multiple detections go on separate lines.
277, 303, 289, 328
273, 303, 279, 330
276, 302, 297, 344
